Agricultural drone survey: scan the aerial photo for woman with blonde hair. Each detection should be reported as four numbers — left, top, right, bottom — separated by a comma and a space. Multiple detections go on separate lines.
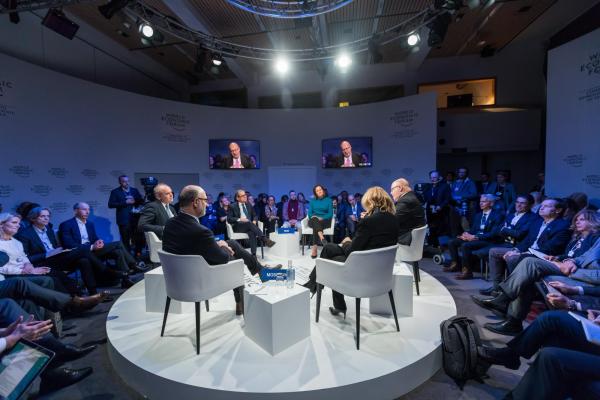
303, 186, 399, 317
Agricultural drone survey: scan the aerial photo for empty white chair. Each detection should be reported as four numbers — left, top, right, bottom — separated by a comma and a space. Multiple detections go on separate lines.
144, 231, 162, 264
396, 225, 427, 296
300, 216, 335, 255
226, 221, 265, 258
157, 250, 244, 354
315, 244, 399, 350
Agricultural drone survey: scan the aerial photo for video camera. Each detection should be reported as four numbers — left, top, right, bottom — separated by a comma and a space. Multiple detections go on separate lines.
140, 176, 158, 203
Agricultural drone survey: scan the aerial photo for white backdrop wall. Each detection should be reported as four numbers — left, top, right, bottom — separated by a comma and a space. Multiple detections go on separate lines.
546, 28, 600, 203
0, 53, 436, 239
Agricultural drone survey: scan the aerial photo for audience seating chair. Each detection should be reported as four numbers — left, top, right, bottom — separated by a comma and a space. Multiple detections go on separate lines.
315, 244, 399, 350
157, 250, 245, 354
396, 225, 428, 296
225, 221, 265, 259
299, 216, 335, 255
144, 231, 162, 264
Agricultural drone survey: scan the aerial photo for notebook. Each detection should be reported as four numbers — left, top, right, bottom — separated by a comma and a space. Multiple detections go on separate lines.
569, 312, 600, 346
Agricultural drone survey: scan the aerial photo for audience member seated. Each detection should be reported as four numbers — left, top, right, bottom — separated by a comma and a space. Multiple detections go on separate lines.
307, 184, 334, 259
486, 170, 516, 213
423, 170, 451, 247
297, 192, 309, 215
343, 194, 363, 238
302, 186, 399, 316
477, 310, 600, 400
59, 202, 144, 284
449, 167, 478, 237
335, 191, 350, 241
199, 193, 217, 231
276, 194, 289, 226
282, 190, 304, 228
15, 202, 40, 229
445, 194, 504, 280
107, 175, 144, 252
162, 185, 279, 316
254, 193, 268, 225
390, 178, 426, 245
16, 207, 121, 295
264, 195, 279, 233
472, 231, 600, 335
137, 183, 177, 240
214, 196, 230, 238
479, 195, 539, 296
530, 191, 543, 214
227, 189, 275, 256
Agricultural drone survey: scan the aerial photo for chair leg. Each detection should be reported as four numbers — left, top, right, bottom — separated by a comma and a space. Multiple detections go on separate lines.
356, 298, 361, 350
413, 262, 420, 296
388, 290, 400, 332
315, 284, 322, 323
205, 300, 209, 312
160, 297, 171, 337
260, 242, 264, 259
301, 235, 305, 255
195, 302, 200, 355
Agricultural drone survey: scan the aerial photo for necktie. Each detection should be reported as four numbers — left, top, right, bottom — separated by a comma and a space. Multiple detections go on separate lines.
165, 204, 173, 218
481, 214, 488, 225
242, 203, 248, 218
344, 157, 351, 167
234, 158, 241, 168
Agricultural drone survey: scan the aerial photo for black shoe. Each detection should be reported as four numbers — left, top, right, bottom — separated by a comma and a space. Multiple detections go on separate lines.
130, 262, 150, 273
59, 344, 97, 362
477, 345, 521, 370
302, 281, 316, 296
329, 307, 346, 319
484, 318, 523, 336
471, 293, 509, 316
479, 286, 496, 296
39, 367, 93, 395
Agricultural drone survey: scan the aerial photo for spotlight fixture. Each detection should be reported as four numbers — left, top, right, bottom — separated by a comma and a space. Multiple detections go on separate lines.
407, 33, 420, 46
427, 12, 451, 47
138, 22, 154, 38
274, 57, 290, 75
98, 0, 130, 20
211, 53, 223, 66
334, 53, 352, 71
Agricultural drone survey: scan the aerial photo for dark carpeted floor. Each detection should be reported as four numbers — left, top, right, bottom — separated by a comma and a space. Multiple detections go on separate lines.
32, 259, 527, 400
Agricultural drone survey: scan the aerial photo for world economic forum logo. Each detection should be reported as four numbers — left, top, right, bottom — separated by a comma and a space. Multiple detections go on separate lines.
580, 52, 600, 75
0, 80, 14, 97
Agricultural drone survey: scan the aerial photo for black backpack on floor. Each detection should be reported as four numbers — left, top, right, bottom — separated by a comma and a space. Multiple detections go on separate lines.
440, 316, 490, 389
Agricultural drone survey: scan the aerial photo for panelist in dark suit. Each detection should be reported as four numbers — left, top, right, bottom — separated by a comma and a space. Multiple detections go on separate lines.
222, 142, 253, 169
335, 140, 362, 168
447, 194, 504, 280
108, 175, 143, 251
162, 185, 276, 315
342, 194, 363, 238
390, 178, 426, 245
227, 189, 275, 256
303, 186, 399, 315
138, 183, 177, 240
422, 170, 451, 247
59, 202, 144, 280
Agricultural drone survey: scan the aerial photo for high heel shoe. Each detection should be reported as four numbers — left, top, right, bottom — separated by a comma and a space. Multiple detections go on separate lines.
302, 281, 316, 297
329, 307, 346, 319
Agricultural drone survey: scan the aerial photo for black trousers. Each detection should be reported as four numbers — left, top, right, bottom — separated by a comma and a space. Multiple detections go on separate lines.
308, 217, 331, 244
308, 243, 349, 311
0, 277, 70, 313
448, 238, 491, 271
226, 240, 262, 303
233, 221, 264, 256
425, 208, 448, 247
42, 247, 104, 294
90, 241, 136, 272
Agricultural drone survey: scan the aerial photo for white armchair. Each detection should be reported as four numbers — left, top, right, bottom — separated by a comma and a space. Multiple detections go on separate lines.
144, 231, 162, 264
226, 221, 265, 259
315, 244, 399, 349
157, 250, 245, 354
299, 216, 335, 255
396, 225, 427, 296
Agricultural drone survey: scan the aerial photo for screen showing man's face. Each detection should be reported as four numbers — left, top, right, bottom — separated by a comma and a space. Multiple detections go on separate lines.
341, 141, 352, 158
229, 143, 241, 158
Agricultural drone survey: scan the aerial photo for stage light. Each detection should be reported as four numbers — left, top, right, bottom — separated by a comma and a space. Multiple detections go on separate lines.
407, 33, 420, 46
211, 54, 223, 66
274, 57, 290, 75
334, 53, 352, 71
98, 0, 130, 20
139, 22, 154, 38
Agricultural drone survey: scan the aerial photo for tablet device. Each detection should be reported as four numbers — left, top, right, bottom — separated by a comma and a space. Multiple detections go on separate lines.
0, 339, 54, 400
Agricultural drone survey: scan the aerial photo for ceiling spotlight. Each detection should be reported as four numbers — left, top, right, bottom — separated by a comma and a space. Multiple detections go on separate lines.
334, 53, 352, 70
139, 22, 154, 38
211, 53, 223, 66
274, 57, 290, 75
407, 33, 420, 46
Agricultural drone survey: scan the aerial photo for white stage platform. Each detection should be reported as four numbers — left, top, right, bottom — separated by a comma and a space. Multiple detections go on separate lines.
107, 250, 457, 400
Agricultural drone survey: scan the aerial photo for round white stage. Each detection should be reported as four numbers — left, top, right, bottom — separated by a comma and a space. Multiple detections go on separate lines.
107, 251, 456, 400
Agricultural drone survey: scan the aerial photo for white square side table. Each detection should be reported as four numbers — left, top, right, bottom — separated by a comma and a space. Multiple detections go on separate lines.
268, 231, 300, 258
369, 262, 414, 316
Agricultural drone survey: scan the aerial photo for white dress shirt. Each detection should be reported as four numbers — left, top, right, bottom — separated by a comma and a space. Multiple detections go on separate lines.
76, 218, 90, 244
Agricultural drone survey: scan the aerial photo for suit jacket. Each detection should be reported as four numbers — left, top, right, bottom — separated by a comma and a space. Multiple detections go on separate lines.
335, 153, 362, 168
468, 210, 504, 241
516, 217, 571, 255
137, 201, 177, 239
162, 213, 230, 265
58, 218, 100, 250
476, 181, 493, 195
222, 154, 253, 169
227, 202, 257, 224
344, 202, 364, 220
108, 187, 143, 226
499, 211, 540, 244
450, 178, 478, 204
423, 182, 451, 209
15, 225, 60, 265
394, 191, 426, 245
486, 182, 516, 211
345, 210, 399, 257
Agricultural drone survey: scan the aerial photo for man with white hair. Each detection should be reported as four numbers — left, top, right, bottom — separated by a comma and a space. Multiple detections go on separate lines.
162, 185, 278, 315
336, 140, 362, 168
390, 178, 426, 245
138, 183, 177, 240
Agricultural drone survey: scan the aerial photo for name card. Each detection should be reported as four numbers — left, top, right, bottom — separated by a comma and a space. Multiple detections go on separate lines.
259, 269, 287, 281
277, 227, 296, 234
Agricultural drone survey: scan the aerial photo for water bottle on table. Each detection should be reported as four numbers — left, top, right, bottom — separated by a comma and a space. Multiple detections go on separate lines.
287, 260, 295, 289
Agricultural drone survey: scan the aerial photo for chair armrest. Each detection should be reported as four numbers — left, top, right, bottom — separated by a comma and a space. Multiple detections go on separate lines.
202, 259, 245, 299
315, 258, 346, 288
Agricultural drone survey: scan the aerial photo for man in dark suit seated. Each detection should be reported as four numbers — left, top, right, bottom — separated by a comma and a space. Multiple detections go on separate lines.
335, 140, 362, 168
58, 203, 145, 284
423, 170, 451, 247
162, 185, 279, 315
222, 142, 253, 169
227, 189, 275, 256
445, 194, 504, 280
108, 175, 143, 252
390, 178, 426, 245
138, 183, 176, 240
343, 194, 363, 238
